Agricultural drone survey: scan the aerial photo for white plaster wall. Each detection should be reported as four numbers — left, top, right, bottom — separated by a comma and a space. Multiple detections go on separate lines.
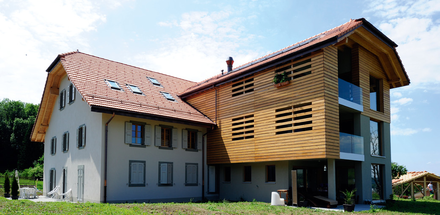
218, 161, 289, 202
44, 74, 103, 203
104, 114, 207, 202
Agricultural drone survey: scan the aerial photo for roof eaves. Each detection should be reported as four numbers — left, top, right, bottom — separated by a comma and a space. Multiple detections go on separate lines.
355, 18, 398, 48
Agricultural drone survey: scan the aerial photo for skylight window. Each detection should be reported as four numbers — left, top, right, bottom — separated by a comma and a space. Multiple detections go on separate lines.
147, 77, 162, 87
105, 80, 122, 90
161, 92, 176, 101
127, 84, 143, 95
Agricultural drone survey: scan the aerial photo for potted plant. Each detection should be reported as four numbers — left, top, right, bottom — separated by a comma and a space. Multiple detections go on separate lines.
341, 189, 356, 212
3, 171, 10, 198
11, 174, 19, 200
273, 72, 290, 88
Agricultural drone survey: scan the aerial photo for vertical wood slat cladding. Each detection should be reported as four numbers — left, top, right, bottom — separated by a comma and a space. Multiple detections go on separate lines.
323, 46, 340, 159
358, 46, 391, 123
187, 51, 340, 164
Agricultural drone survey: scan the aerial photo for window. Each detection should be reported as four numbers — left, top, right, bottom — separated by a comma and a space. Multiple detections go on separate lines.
371, 164, 383, 200
224, 166, 231, 182
77, 124, 86, 149
62, 132, 69, 153
185, 163, 198, 186
129, 161, 145, 187
50, 137, 57, 155
243, 166, 251, 182
370, 120, 383, 156
266, 165, 276, 182
125, 122, 152, 146
49, 169, 56, 191
182, 129, 202, 150
127, 84, 143, 95
59, 89, 66, 110
161, 92, 176, 101
155, 125, 177, 148
159, 162, 173, 186
68, 83, 76, 104
147, 77, 162, 87
370, 76, 382, 111
105, 79, 122, 90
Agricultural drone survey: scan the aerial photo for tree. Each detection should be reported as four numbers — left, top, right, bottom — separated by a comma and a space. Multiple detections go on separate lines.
3, 171, 10, 196
391, 162, 407, 179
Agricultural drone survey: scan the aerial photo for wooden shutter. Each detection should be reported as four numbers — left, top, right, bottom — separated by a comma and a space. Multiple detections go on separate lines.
197, 131, 203, 150
172, 128, 178, 148
138, 163, 144, 184
155, 126, 161, 146
167, 163, 173, 184
144, 124, 152, 146
187, 164, 197, 184
182, 129, 188, 149
125, 122, 132, 144
160, 163, 168, 184
82, 125, 86, 147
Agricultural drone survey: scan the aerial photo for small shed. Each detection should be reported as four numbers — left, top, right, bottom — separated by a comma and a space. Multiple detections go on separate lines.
392, 171, 440, 200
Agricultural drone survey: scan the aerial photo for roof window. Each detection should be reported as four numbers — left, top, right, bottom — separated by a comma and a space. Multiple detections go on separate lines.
147, 77, 162, 87
127, 84, 143, 95
105, 80, 122, 90
161, 92, 176, 101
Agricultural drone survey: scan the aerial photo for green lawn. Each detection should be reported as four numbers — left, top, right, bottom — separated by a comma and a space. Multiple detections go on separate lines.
0, 197, 439, 214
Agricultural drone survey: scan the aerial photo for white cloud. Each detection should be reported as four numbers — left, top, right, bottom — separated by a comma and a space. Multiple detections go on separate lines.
0, 0, 106, 104
133, 10, 262, 82
392, 92, 402, 98
422, 128, 432, 132
391, 126, 432, 136
392, 97, 413, 105
391, 107, 400, 121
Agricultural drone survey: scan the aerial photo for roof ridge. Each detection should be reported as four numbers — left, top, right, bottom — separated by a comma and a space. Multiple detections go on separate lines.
60, 51, 196, 84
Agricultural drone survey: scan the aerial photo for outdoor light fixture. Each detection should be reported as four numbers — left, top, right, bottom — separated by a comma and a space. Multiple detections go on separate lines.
324, 165, 327, 172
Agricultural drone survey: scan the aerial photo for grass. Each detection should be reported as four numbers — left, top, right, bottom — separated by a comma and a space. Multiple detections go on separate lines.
0, 197, 439, 214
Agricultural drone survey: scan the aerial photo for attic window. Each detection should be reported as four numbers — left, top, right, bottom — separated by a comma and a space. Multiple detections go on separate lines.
161, 92, 175, 101
147, 77, 162, 87
127, 84, 143, 95
105, 80, 122, 90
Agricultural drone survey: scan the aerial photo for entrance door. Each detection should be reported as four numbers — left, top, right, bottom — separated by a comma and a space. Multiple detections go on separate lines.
208, 166, 216, 193
77, 165, 84, 202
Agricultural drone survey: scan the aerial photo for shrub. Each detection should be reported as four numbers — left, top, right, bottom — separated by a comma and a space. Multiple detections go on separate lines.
11, 174, 19, 197
4, 171, 10, 194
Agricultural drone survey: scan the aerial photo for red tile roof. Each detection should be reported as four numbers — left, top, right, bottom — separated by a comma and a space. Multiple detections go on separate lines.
392, 171, 440, 186
59, 51, 214, 125
180, 18, 366, 97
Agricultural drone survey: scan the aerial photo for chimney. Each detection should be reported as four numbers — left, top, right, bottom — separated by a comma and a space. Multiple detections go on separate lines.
226, 57, 234, 73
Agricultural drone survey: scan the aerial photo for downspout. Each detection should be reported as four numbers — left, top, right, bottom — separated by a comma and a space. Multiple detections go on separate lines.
104, 112, 115, 203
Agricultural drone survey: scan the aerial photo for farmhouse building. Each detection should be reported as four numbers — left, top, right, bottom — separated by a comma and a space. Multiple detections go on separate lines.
31, 18, 409, 204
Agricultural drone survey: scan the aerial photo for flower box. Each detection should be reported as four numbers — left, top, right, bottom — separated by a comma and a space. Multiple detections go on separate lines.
274, 81, 290, 88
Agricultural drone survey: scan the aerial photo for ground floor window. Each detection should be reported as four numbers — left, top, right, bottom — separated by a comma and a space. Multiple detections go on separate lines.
185, 163, 198, 186
49, 169, 56, 191
129, 161, 145, 187
243, 166, 251, 182
224, 166, 231, 182
371, 164, 383, 200
159, 162, 173, 186
266, 165, 276, 182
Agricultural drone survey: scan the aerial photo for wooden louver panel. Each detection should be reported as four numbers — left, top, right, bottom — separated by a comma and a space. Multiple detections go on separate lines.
231, 114, 255, 141
274, 58, 313, 80
231, 75, 254, 97
274, 102, 313, 135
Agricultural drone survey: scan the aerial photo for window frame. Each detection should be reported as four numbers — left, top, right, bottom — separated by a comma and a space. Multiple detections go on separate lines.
147, 77, 163, 87
370, 119, 383, 157
68, 83, 76, 104
243, 166, 251, 183
160, 92, 176, 102
105, 79, 123, 91
369, 75, 383, 112
126, 84, 143, 95
265, 165, 276, 183
49, 168, 56, 191
50, 136, 57, 155
182, 129, 202, 151
129, 160, 146, 187
62, 131, 69, 153
125, 121, 152, 147
59, 89, 66, 110
158, 162, 173, 186
77, 124, 86, 149
185, 163, 198, 186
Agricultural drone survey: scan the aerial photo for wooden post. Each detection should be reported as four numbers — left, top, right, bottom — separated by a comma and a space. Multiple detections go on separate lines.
437, 182, 439, 200
411, 181, 414, 201
424, 177, 427, 197
291, 170, 297, 205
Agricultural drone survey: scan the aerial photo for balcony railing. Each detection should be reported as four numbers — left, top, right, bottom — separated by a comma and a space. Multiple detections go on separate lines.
339, 78, 362, 106
340, 132, 364, 155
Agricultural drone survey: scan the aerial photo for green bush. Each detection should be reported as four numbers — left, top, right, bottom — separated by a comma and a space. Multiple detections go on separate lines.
11, 174, 19, 197
3, 171, 10, 195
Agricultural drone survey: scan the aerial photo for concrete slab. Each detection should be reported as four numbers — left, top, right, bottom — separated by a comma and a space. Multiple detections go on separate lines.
310, 204, 384, 212
4, 196, 63, 202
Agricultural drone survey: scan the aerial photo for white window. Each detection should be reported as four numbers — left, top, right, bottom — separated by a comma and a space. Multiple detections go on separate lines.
62, 131, 69, 153
105, 79, 122, 90
155, 126, 178, 148
77, 124, 86, 149
159, 162, 173, 186
185, 163, 198, 186
127, 84, 143, 95
51, 136, 57, 155
147, 77, 162, 87
129, 161, 145, 187
68, 83, 76, 104
161, 92, 176, 101
59, 89, 66, 110
182, 129, 203, 150
124, 122, 152, 146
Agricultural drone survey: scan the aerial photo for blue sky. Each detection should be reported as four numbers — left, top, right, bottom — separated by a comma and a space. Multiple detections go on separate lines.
1, 0, 439, 175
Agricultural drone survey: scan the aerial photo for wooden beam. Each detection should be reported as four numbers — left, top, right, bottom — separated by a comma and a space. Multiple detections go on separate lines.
411, 181, 414, 200
50, 87, 59, 95
424, 176, 427, 197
